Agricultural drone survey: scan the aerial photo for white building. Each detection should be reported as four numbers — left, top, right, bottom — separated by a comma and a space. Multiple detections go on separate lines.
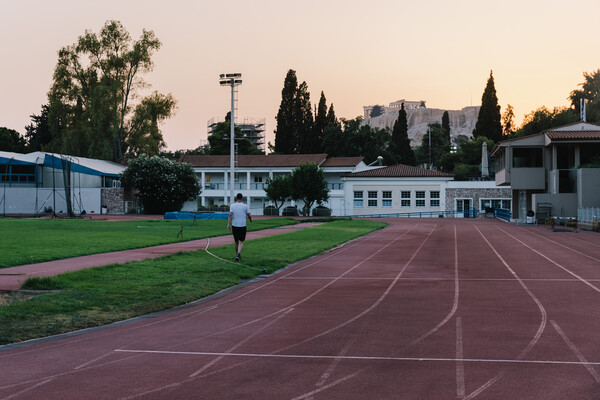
0, 151, 126, 215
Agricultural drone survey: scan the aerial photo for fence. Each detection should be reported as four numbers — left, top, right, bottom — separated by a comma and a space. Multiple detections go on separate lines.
578, 207, 600, 223
352, 209, 479, 219
494, 208, 511, 222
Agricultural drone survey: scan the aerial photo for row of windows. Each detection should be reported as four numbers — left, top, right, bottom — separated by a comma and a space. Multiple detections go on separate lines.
354, 190, 440, 208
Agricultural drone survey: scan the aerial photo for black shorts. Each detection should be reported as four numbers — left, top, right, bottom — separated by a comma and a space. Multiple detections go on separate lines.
232, 226, 247, 242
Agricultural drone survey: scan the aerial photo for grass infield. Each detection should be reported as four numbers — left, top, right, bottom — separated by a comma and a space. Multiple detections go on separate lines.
0, 219, 386, 345
0, 217, 297, 268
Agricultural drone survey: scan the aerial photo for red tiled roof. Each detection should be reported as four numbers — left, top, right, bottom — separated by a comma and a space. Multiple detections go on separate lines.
179, 154, 327, 168
342, 164, 454, 178
546, 131, 600, 140
320, 157, 364, 167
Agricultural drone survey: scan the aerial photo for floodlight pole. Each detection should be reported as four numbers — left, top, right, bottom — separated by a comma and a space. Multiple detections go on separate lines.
219, 73, 242, 205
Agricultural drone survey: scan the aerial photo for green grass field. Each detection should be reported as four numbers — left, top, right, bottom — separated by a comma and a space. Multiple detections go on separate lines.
0, 219, 386, 345
0, 217, 297, 268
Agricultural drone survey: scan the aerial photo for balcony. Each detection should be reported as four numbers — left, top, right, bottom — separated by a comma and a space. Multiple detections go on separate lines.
510, 167, 545, 190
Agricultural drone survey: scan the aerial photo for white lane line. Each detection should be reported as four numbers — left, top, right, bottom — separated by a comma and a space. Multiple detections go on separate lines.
291, 372, 360, 400
410, 225, 460, 346
1, 377, 55, 400
468, 225, 548, 400
315, 337, 357, 387
517, 227, 600, 264
189, 308, 294, 378
456, 317, 466, 399
280, 277, 600, 282
496, 226, 600, 295
551, 320, 600, 385
113, 349, 600, 366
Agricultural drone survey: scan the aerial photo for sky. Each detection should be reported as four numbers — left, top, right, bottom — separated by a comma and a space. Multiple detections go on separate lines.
1, 0, 599, 151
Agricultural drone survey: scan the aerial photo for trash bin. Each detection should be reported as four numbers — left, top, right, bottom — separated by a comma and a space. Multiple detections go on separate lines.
526, 210, 535, 224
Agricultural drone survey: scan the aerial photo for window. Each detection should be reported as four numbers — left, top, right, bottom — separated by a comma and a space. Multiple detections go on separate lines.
430, 191, 440, 199
254, 176, 263, 183
416, 199, 425, 207
368, 191, 378, 207
513, 148, 543, 168
416, 191, 425, 199
353, 191, 363, 207
382, 191, 392, 207
401, 199, 411, 207
401, 191, 411, 199
430, 199, 440, 207
481, 199, 511, 210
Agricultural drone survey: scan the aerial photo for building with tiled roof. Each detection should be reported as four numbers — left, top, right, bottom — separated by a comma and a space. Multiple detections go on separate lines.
492, 122, 600, 221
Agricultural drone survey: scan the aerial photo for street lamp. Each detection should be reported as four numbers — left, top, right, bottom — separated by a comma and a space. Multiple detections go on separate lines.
219, 73, 242, 205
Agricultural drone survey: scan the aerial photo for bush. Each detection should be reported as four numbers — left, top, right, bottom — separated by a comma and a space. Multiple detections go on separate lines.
264, 206, 279, 216
282, 206, 298, 216
121, 155, 200, 214
312, 206, 331, 217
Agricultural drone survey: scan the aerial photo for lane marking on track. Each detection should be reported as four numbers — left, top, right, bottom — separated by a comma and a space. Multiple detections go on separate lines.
516, 226, 600, 264
189, 308, 295, 378
456, 317, 466, 399
496, 226, 600, 295
469, 225, 548, 400
1, 377, 55, 400
113, 349, 600, 366
280, 277, 600, 282
551, 320, 600, 385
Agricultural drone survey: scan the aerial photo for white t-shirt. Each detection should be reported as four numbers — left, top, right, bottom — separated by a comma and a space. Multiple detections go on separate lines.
230, 202, 251, 227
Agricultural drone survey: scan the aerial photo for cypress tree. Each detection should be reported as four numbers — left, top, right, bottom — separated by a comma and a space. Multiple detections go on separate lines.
326, 103, 339, 127
442, 111, 451, 144
295, 81, 314, 153
310, 91, 328, 153
274, 69, 298, 153
473, 70, 502, 143
390, 103, 416, 166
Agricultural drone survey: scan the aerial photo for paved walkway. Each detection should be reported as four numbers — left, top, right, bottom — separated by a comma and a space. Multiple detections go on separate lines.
0, 223, 319, 291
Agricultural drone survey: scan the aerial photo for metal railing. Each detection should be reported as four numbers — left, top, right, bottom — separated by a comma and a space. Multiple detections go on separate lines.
352, 209, 479, 218
494, 208, 511, 221
578, 207, 600, 223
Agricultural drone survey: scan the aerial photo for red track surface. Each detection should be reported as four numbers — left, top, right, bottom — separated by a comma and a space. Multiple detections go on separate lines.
1, 218, 600, 399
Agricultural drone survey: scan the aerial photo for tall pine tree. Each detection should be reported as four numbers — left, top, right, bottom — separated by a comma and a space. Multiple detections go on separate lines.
326, 103, 338, 127
274, 70, 299, 153
309, 91, 328, 154
473, 71, 502, 143
442, 111, 451, 144
295, 81, 314, 153
390, 103, 416, 166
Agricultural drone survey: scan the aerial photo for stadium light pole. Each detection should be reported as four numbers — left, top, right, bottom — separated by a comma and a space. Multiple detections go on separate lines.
219, 73, 242, 205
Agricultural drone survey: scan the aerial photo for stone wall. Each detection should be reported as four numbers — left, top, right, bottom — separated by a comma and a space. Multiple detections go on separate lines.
446, 187, 512, 211
101, 188, 125, 214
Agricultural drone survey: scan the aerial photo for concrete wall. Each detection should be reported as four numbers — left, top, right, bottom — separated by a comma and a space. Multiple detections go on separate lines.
578, 168, 600, 207
532, 193, 578, 218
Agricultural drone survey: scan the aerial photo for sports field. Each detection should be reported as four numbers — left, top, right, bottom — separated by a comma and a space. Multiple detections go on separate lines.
1, 218, 600, 399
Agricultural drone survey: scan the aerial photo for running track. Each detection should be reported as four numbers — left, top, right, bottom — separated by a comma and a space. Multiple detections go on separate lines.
1, 218, 600, 399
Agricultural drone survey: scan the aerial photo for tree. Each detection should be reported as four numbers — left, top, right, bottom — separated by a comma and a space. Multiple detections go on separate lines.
274, 70, 299, 154
473, 70, 502, 143
370, 105, 384, 118
121, 155, 200, 214
294, 81, 314, 153
289, 162, 329, 214
126, 92, 176, 158
46, 20, 175, 162
326, 103, 339, 127
25, 105, 52, 151
390, 103, 416, 166
502, 104, 515, 137
322, 117, 391, 164
264, 175, 291, 211
569, 69, 600, 123
442, 111, 451, 144
0, 127, 28, 152
310, 91, 328, 154
207, 121, 263, 155
514, 106, 577, 137
415, 123, 450, 167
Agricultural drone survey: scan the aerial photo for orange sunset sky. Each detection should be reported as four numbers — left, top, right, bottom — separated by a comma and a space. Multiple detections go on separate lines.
1, 0, 599, 151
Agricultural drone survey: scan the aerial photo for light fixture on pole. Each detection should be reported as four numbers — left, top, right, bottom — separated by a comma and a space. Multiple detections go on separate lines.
219, 73, 242, 205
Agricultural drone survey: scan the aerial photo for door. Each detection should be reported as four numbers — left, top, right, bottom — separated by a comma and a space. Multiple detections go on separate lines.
456, 199, 472, 218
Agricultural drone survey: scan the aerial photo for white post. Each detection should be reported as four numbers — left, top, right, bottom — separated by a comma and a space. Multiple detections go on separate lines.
230, 83, 235, 205
247, 171, 251, 190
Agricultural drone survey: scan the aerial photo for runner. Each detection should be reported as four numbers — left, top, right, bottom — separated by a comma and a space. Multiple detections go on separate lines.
227, 193, 253, 261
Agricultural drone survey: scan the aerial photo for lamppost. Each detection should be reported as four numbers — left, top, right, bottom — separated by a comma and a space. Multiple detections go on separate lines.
219, 73, 242, 205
